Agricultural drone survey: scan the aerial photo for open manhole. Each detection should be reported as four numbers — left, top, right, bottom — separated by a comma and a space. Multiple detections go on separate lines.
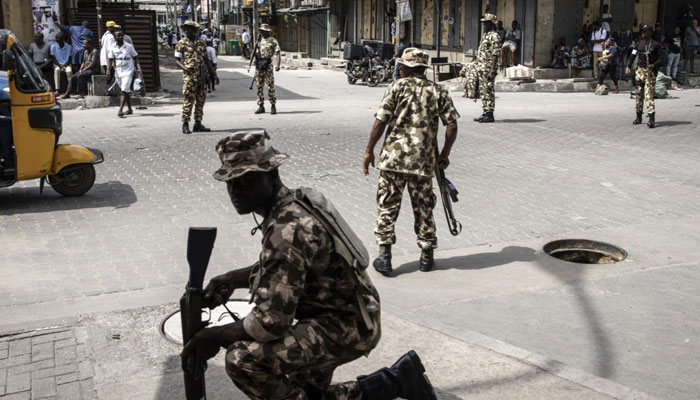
544, 239, 627, 264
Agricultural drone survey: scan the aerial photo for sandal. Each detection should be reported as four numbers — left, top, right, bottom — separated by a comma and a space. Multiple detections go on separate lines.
125, 109, 133, 115
117, 112, 125, 118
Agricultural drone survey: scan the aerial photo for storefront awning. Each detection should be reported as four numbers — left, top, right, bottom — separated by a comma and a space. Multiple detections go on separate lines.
276, 6, 329, 16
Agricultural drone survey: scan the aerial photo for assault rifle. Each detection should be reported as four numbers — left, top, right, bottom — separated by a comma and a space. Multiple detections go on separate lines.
436, 167, 462, 236
180, 227, 218, 400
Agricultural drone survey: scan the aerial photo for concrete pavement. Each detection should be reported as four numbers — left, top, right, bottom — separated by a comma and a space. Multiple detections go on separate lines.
2, 55, 700, 399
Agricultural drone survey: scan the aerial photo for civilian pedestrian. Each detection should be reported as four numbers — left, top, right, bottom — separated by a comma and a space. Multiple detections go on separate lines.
595, 39, 619, 93
55, 13, 93, 69
550, 37, 570, 69
665, 27, 683, 80
683, 19, 699, 73
571, 38, 592, 69
100, 21, 119, 74
241, 28, 251, 58
108, 31, 140, 118
591, 21, 608, 79
206, 40, 217, 93
28, 32, 53, 85
601, 4, 613, 33
50, 32, 72, 95
617, 22, 634, 79
61, 39, 99, 99
500, 20, 521, 69
392, 37, 408, 81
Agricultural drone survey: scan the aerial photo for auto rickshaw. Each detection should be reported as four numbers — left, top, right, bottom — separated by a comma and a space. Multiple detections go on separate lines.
0, 29, 102, 196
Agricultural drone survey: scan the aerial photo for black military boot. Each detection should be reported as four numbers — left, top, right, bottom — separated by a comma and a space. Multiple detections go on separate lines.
357, 350, 438, 400
473, 112, 487, 122
633, 112, 643, 125
647, 113, 655, 129
419, 249, 435, 272
478, 112, 495, 123
182, 122, 191, 135
372, 245, 392, 276
255, 105, 265, 114
270, 104, 277, 115
192, 121, 211, 132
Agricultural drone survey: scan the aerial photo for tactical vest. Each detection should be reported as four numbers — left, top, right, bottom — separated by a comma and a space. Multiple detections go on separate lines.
280, 187, 379, 333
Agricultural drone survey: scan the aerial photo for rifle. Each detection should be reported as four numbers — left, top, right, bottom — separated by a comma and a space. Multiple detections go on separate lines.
248, 35, 262, 90
435, 167, 462, 236
180, 227, 218, 400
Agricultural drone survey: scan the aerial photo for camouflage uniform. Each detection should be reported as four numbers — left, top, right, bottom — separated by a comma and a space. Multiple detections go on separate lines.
255, 36, 281, 106
629, 39, 662, 115
374, 73, 460, 250
175, 36, 209, 123
225, 186, 381, 399
212, 131, 382, 400
459, 62, 478, 99
472, 30, 501, 112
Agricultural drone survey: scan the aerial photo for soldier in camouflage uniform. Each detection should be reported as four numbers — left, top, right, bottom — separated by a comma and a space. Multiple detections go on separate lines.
254, 24, 281, 115
470, 13, 501, 123
181, 130, 439, 400
175, 20, 219, 134
363, 48, 460, 275
626, 24, 663, 128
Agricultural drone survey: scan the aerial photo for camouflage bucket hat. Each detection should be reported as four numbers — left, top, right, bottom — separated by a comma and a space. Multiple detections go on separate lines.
481, 13, 497, 23
259, 23, 272, 32
213, 130, 289, 182
397, 47, 430, 68
183, 20, 200, 30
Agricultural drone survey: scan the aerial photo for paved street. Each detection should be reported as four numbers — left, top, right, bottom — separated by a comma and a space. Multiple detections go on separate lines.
1, 55, 700, 399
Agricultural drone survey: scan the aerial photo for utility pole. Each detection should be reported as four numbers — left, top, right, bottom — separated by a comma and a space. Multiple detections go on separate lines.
396, 0, 400, 44
436, 0, 442, 58
189, 0, 196, 21
96, 0, 103, 39
253, 0, 258, 43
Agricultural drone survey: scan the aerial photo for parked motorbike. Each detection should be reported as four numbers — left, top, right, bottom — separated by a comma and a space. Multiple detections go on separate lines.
345, 45, 384, 87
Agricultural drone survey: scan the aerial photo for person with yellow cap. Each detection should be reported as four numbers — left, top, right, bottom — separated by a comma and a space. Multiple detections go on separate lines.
100, 21, 120, 75
363, 48, 460, 275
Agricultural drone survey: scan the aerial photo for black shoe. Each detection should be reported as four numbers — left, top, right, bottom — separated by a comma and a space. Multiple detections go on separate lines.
270, 104, 277, 115
633, 112, 643, 125
647, 113, 655, 129
357, 350, 438, 400
193, 121, 211, 132
478, 112, 495, 123
182, 123, 191, 134
473, 112, 486, 122
372, 245, 392, 276
255, 105, 265, 114
419, 249, 435, 272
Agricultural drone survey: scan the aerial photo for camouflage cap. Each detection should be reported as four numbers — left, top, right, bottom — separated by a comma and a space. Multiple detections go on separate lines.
480, 13, 497, 23
183, 20, 200, 30
397, 47, 430, 68
259, 23, 272, 32
213, 130, 289, 182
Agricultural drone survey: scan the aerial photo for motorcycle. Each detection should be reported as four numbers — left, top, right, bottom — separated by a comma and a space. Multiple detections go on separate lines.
345, 45, 384, 87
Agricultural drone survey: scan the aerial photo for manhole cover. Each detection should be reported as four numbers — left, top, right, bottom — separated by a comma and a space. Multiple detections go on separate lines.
160, 299, 254, 345
543, 239, 627, 264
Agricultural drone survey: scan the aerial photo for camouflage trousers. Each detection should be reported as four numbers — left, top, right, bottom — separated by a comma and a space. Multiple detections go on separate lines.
182, 75, 206, 123
460, 63, 495, 112
375, 170, 437, 250
225, 323, 370, 400
255, 68, 276, 105
634, 66, 656, 115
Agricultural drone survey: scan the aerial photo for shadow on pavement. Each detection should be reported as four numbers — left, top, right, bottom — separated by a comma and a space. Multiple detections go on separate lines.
497, 119, 546, 123
654, 120, 692, 127
0, 181, 137, 215
133, 113, 180, 118
392, 246, 537, 277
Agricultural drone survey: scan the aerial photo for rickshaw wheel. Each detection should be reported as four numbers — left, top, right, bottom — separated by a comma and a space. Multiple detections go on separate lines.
49, 164, 96, 196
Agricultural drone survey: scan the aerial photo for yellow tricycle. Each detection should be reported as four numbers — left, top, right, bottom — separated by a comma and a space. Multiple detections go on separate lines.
0, 29, 102, 196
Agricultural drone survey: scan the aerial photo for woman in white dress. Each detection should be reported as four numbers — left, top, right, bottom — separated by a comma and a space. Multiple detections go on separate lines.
108, 31, 141, 118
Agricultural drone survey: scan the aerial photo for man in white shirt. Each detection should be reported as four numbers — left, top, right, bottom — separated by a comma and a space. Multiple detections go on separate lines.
100, 20, 120, 74
500, 20, 521, 68
241, 28, 251, 59
590, 21, 608, 79
108, 31, 140, 118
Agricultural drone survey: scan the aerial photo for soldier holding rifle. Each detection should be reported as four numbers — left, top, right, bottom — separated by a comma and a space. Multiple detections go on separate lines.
181, 131, 439, 400
363, 48, 460, 276
626, 24, 663, 129
252, 24, 281, 115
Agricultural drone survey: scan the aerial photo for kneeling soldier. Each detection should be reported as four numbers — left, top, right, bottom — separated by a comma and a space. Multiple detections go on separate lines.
182, 130, 439, 400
